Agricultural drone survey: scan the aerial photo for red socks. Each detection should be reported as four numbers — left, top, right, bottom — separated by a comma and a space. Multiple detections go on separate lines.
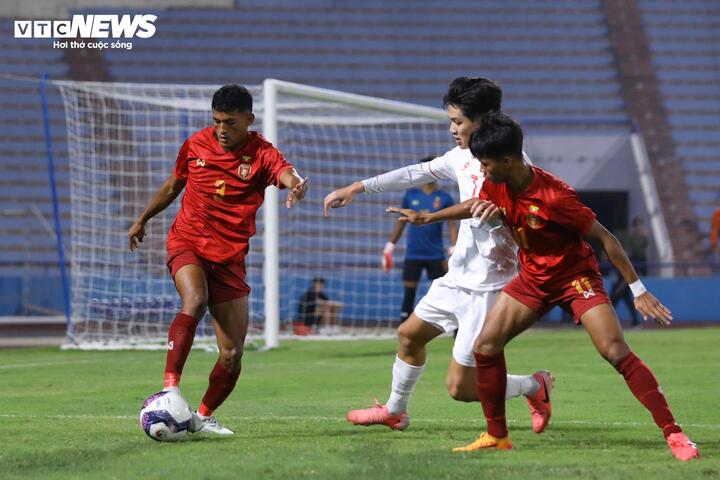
163, 312, 200, 388
198, 360, 241, 416
474, 351, 508, 438
616, 352, 682, 438
472, 349, 680, 440
163, 312, 242, 417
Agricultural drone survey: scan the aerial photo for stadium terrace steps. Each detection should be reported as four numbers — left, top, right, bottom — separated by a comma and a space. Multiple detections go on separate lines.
89, 1, 627, 129
639, 0, 720, 253
0, 20, 71, 270
604, 0, 707, 261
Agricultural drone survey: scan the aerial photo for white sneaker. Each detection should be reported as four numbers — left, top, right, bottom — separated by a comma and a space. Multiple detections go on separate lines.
190, 411, 234, 435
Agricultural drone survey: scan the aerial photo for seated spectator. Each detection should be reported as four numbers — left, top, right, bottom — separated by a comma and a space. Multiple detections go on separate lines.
296, 278, 343, 335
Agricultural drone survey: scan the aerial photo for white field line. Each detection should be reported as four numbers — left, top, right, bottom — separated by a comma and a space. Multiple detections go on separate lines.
0, 358, 151, 370
0, 414, 716, 430
0, 360, 101, 370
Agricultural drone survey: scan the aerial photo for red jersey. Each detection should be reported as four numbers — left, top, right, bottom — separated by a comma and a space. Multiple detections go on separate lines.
167, 128, 293, 263
480, 166, 598, 286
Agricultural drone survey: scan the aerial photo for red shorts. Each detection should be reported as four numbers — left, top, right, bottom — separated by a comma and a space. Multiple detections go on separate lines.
503, 270, 610, 324
167, 248, 250, 304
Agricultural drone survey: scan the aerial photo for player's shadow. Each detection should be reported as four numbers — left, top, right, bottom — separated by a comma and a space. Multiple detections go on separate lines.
185, 434, 236, 443
246, 428, 357, 440
326, 348, 398, 359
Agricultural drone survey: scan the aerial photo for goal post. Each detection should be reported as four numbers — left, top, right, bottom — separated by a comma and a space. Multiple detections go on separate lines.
54, 78, 454, 349
260, 79, 447, 349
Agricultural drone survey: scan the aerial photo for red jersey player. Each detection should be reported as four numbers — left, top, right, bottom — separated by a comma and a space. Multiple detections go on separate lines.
128, 85, 308, 435
391, 112, 698, 461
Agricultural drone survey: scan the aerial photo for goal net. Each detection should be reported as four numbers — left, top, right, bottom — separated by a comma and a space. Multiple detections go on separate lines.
54, 79, 453, 349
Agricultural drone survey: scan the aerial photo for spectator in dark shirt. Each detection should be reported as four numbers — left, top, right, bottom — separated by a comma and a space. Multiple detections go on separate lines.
297, 277, 342, 335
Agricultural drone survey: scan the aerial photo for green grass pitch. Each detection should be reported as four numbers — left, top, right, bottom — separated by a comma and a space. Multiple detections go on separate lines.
0, 328, 717, 479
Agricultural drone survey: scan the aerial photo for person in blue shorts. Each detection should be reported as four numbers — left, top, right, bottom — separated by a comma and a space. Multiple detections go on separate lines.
382, 157, 458, 322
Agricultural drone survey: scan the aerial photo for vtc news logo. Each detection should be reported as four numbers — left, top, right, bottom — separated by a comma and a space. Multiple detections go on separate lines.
14, 14, 157, 39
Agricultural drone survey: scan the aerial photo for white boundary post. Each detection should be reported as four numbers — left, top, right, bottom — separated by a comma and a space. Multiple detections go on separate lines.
262, 79, 280, 349
630, 133, 674, 277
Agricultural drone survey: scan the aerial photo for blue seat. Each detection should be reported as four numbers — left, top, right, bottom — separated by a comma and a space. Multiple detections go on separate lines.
683, 160, 720, 170
685, 175, 720, 187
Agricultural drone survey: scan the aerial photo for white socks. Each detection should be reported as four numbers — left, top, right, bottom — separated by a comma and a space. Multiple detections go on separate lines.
505, 374, 540, 399
386, 355, 425, 415
384, 357, 538, 413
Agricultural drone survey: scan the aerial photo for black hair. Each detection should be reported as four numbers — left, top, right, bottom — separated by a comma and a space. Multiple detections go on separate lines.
312, 277, 325, 284
442, 77, 502, 121
212, 84, 253, 113
469, 112, 524, 160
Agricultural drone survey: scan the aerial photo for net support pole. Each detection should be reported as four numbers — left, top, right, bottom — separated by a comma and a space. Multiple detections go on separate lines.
40, 73, 74, 341
262, 79, 280, 349
630, 132, 674, 277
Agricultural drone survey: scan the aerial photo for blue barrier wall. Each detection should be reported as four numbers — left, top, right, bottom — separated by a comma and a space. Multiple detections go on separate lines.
3, 274, 719, 324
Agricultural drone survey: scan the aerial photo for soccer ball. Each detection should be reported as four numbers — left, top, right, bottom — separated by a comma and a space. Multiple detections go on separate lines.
139, 391, 193, 442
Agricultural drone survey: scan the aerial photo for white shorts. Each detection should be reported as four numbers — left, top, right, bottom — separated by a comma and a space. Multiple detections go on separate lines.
413, 275, 501, 368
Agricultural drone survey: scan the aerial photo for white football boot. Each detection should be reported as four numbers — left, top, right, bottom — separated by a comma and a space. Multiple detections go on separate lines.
190, 411, 234, 435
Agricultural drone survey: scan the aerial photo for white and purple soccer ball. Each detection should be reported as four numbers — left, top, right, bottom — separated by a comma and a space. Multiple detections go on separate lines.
139, 391, 192, 442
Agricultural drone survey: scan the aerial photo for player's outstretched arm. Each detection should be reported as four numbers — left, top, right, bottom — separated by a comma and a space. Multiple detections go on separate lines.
324, 161, 447, 217
387, 198, 480, 225
128, 173, 185, 251
280, 168, 308, 208
323, 181, 365, 216
585, 221, 673, 325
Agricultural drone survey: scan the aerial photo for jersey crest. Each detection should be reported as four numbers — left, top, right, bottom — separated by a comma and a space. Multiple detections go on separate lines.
526, 205, 543, 229
238, 163, 252, 179
195, 158, 206, 167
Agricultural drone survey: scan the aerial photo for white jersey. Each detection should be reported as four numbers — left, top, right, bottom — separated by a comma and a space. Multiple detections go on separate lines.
362, 146, 527, 292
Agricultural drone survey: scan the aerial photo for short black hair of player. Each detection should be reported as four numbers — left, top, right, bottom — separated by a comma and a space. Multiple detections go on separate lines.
469, 112, 524, 160
442, 77, 502, 121
212, 84, 253, 113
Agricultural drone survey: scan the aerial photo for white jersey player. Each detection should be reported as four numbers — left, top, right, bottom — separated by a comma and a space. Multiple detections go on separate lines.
323, 77, 553, 433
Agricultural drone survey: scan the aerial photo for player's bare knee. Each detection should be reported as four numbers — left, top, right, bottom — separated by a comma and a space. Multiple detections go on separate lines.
219, 346, 243, 372
598, 339, 630, 367
181, 292, 208, 318
397, 324, 420, 354
473, 335, 502, 356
